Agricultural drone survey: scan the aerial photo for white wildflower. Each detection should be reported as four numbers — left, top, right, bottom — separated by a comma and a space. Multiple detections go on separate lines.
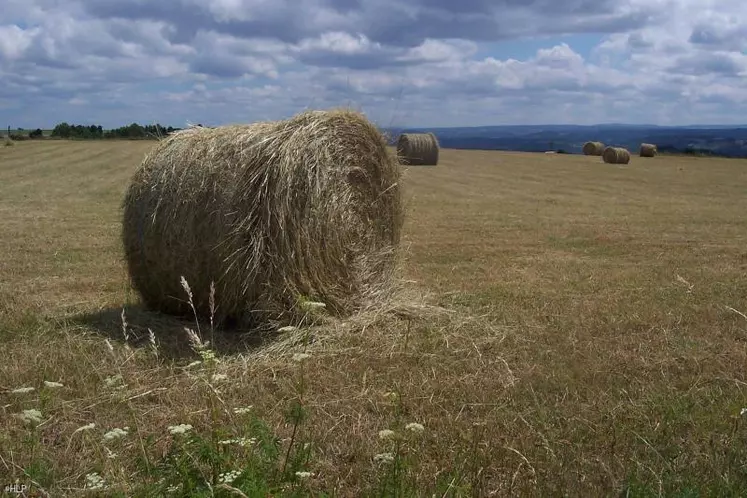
44, 381, 64, 389
18, 409, 43, 424
211, 373, 228, 383
405, 422, 425, 434
378, 429, 396, 441
233, 406, 253, 415
103, 427, 129, 441
218, 437, 256, 447
300, 301, 326, 312
85, 472, 105, 490
295, 471, 313, 479
277, 325, 298, 333
168, 424, 193, 435
11, 387, 35, 394
292, 352, 311, 362
741, 408, 747, 416
374, 452, 395, 464
73, 423, 96, 434
218, 470, 241, 484
103, 374, 124, 388
166, 484, 181, 493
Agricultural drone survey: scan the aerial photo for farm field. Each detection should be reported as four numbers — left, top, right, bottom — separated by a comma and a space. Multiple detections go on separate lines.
1, 140, 747, 496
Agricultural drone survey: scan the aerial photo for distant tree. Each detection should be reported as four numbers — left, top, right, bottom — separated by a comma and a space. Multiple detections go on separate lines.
28, 128, 44, 139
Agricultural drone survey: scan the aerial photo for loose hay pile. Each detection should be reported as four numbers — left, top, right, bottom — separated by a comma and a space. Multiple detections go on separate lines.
396, 133, 440, 166
639, 143, 658, 157
602, 146, 631, 165
582, 141, 605, 156
122, 109, 404, 328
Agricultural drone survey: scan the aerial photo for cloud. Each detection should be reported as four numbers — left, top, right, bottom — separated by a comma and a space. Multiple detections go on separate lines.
1, 0, 746, 128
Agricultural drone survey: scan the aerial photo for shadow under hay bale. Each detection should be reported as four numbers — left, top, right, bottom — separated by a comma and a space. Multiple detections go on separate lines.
602, 146, 631, 164
121, 108, 404, 330
396, 132, 440, 166
72, 304, 317, 360
582, 141, 605, 156
639, 143, 658, 157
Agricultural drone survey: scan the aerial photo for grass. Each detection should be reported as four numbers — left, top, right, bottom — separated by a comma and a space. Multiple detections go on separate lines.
1, 140, 747, 496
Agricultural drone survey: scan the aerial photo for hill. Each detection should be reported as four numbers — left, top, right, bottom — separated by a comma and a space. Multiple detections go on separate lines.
387, 124, 747, 157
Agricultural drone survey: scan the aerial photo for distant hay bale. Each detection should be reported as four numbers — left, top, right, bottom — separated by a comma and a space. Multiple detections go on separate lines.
582, 141, 605, 156
122, 108, 404, 328
602, 146, 631, 165
396, 133, 439, 166
639, 143, 657, 157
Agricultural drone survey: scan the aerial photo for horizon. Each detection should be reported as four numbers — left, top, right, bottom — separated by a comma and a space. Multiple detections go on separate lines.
2, 0, 747, 129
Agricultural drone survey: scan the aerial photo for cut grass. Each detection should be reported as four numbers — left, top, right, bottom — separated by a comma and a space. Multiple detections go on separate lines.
1, 141, 746, 496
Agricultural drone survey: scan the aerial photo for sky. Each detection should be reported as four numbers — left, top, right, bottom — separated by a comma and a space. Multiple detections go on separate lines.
1, 0, 746, 129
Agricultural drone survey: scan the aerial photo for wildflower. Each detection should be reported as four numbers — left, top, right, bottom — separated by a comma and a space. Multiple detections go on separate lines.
18, 409, 43, 424
166, 484, 181, 493
405, 422, 425, 434
300, 300, 326, 312
218, 470, 241, 484
103, 427, 129, 441
278, 325, 299, 333
378, 429, 396, 441
295, 471, 313, 479
211, 373, 228, 383
292, 352, 311, 362
218, 437, 256, 447
104, 374, 124, 387
168, 424, 193, 435
374, 452, 395, 464
11, 387, 35, 394
105, 447, 118, 459
73, 423, 96, 434
44, 381, 64, 389
741, 408, 747, 416
85, 472, 105, 490
233, 406, 253, 415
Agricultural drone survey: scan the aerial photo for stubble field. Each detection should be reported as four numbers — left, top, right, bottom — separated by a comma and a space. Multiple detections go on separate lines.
1, 140, 746, 496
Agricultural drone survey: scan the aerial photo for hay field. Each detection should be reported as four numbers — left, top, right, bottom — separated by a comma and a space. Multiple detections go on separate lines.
1, 140, 747, 496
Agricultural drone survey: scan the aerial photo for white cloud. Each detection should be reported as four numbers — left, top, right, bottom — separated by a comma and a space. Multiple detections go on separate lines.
0, 0, 746, 127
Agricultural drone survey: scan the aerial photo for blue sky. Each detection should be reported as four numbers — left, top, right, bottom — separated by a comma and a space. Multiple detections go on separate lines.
1, 0, 746, 129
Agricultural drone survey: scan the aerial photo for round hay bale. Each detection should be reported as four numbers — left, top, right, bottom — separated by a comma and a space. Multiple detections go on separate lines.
602, 146, 631, 165
396, 133, 439, 166
122, 109, 404, 327
639, 143, 657, 157
582, 141, 605, 156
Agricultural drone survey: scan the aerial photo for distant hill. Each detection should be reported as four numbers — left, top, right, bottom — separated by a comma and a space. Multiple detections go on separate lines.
386, 125, 747, 158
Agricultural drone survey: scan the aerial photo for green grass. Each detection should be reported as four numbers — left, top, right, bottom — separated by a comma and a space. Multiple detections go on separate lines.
1, 141, 746, 496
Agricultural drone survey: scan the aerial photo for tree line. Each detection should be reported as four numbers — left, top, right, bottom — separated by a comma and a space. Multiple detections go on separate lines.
6, 123, 183, 140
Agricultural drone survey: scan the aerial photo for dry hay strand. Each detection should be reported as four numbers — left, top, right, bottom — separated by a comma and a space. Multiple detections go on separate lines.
122, 108, 404, 329
639, 143, 658, 157
602, 146, 631, 165
396, 132, 440, 166
582, 141, 605, 156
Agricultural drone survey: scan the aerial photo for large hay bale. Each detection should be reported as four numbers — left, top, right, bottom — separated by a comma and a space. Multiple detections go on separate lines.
602, 146, 631, 165
396, 133, 439, 166
639, 143, 657, 157
122, 109, 404, 327
582, 141, 605, 156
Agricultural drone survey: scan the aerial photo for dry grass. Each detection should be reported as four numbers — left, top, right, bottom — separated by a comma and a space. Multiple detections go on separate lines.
2, 141, 747, 496
122, 109, 403, 328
